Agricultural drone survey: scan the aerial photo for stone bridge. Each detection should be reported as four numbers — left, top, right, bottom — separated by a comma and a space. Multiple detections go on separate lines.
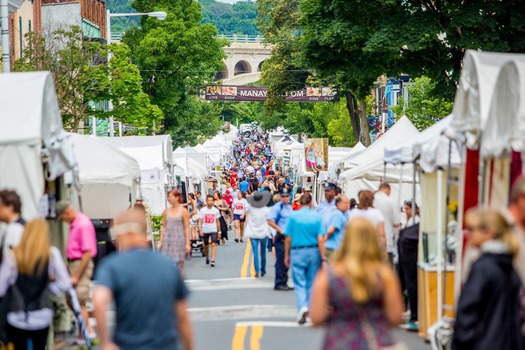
216, 35, 271, 85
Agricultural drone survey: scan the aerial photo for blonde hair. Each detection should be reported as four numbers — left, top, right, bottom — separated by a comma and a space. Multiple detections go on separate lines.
333, 218, 385, 303
13, 219, 51, 276
466, 208, 520, 257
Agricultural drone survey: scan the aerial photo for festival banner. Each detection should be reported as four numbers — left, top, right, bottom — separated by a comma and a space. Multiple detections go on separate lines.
304, 138, 329, 172
205, 85, 336, 102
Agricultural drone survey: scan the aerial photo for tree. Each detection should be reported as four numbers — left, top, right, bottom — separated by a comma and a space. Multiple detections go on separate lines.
14, 26, 162, 133
123, 0, 228, 146
392, 76, 453, 131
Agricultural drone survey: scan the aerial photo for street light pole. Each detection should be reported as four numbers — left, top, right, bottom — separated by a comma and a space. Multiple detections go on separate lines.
1, 0, 10, 73
105, 9, 167, 137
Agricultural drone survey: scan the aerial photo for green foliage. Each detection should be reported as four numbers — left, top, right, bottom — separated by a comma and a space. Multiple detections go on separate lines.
392, 76, 453, 131
201, 0, 260, 36
123, 0, 227, 146
219, 102, 264, 125
14, 27, 162, 134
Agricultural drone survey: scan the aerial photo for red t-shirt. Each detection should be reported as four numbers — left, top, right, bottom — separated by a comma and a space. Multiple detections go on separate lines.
224, 195, 233, 207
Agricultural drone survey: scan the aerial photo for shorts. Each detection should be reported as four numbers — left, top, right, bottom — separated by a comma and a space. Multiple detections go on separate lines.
67, 259, 94, 303
234, 214, 246, 223
203, 232, 219, 245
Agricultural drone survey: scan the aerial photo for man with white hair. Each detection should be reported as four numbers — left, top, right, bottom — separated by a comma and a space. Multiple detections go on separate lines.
93, 209, 193, 350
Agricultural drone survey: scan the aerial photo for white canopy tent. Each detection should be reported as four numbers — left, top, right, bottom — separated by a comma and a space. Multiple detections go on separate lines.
449, 50, 525, 148
328, 143, 366, 180
173, 147, 209, 195
339, 117, 420, 205
98, 135, 173, 215
68, 134, 140, 219
0, 72, 76, 219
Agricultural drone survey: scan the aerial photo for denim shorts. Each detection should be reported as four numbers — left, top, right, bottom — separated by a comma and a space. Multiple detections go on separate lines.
233, 214, 245, 223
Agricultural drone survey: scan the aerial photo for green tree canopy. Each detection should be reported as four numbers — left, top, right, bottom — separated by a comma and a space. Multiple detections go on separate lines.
14, 26, 162, 134
123, 0, 228, 146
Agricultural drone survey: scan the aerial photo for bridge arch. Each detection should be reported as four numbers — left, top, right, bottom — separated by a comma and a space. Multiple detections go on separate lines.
257, 60, 266, 72
234, 60, 252, 75
215, 65, 229, 81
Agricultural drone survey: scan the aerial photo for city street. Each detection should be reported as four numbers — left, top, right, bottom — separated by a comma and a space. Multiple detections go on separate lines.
184, 234, 431, 350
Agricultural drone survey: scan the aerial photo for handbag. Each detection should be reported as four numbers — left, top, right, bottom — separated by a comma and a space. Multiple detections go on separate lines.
360, 310, 409, 350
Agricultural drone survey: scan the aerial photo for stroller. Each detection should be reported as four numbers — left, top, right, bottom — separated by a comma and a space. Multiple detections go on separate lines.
190, 239, 205, 257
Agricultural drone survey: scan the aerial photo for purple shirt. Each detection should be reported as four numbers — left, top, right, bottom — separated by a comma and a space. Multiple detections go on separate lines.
66, 212, 97, 260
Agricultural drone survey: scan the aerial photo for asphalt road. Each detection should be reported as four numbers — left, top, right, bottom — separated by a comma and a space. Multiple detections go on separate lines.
184, 232, 432, 350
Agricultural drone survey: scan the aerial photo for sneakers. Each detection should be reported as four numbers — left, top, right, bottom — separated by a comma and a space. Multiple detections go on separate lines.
400, 321, 418, 331
211, 260, 215, 267
234, 238, 239, 243
297, 307, 309, 325
206, 259, 210, 265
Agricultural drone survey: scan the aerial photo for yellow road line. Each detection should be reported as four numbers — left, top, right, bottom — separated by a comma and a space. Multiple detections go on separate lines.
240, 240, 252, 278
231, 325, 247, 350
250, 325, 264, 350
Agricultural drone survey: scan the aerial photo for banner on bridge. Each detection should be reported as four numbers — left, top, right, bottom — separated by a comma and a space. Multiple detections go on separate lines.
205, 85, 336, 102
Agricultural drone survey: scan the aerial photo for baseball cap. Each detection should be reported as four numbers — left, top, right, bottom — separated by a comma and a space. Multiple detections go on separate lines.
324, 183, 338, 191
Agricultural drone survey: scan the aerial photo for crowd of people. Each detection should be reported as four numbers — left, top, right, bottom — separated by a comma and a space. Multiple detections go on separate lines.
1, 126, 525, 350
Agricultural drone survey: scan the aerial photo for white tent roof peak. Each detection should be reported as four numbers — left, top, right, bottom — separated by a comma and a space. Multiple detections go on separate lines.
69, 133, 140, 187
481, 60, 525, 158
450, 50, 525, 148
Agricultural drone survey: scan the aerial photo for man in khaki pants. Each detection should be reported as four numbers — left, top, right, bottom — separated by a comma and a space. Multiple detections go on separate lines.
56, 201, 98, 343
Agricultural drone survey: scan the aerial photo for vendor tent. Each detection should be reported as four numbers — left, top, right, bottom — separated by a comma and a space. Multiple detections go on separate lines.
0, 72, 76, 219
449, 50, 525, 148
328, 143, 366, 179
339, 117, 420, 204
98, 135, 173, 215
68, 134, 140, 219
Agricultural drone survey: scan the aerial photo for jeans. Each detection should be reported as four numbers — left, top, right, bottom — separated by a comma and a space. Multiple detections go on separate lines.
274, 240, 288, 288
291, 247, 321, 311
250, 237, 268, 275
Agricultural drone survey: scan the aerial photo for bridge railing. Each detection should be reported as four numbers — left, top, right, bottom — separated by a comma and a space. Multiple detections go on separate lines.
218, 34, 265, 44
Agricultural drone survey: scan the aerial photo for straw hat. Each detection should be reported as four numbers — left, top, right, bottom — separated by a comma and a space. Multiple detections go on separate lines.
293, 193, 303, 203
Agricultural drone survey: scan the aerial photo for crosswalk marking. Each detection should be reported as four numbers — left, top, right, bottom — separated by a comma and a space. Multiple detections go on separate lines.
186, 277, 274, 291
188, 304, 297, 321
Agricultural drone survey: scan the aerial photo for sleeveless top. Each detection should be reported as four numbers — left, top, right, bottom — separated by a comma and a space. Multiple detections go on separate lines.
322, 268, 395, 350
161, 211, 186, 264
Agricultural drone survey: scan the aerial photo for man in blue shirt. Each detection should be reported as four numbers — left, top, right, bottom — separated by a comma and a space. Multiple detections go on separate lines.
325, 195, 350, 260
267, 188, 293, 291
93, 209, 193, 350
284, 193, 326, 324
239, 177, 250, 194
316, 182, 338, 231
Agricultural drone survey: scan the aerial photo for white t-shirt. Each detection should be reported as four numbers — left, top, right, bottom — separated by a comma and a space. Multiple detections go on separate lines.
233, 199, 249, 215
349, 208, 385, 227
0, 221, 24, 263
244, 206, 271, 239
199, 206, 220, 234
374, 192, 401, 253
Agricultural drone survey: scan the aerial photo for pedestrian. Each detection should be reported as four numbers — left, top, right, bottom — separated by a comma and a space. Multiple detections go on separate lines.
349, 190, 387, 253
0, 190, 25, 265
233, 191, 248, 243
350, 198, 357, 210
292, 193, 302, 211
0, 219, 72, 350
93, 209, 193, 350
508, 176, 525, 288
158, 190, 191, 274
267, 188, 293, 291
303, 186, 317, 208
310, 218, 404, 349
198, 195, 222, 266
317, 183, 338, 232
374, 183, 401, 265
325, 195, 350, 261
195, 191, 204, 209
213, 191, 230, 244
284, 193, 326, 324
55, 200, 97, 341
245, 191, 272, 278
452, 208, 523, 350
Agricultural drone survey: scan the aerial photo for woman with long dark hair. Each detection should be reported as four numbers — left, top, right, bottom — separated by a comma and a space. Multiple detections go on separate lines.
213, 191, 230, 244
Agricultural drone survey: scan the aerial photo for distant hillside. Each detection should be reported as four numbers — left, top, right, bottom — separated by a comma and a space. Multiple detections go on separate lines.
105, 0, 260, 36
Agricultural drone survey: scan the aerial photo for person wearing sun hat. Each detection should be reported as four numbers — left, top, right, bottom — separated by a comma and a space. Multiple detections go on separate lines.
292, 193, 302, 211
245, 191, 273, 277
303, 186, 318, 208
